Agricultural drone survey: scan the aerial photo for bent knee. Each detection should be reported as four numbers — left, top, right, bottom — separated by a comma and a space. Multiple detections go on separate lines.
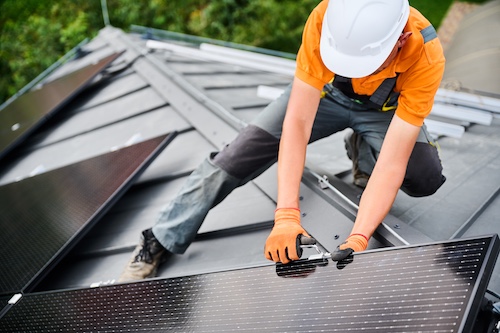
402, 174, 446, 197
401, 142, 446, 197
212, 124, 279, 179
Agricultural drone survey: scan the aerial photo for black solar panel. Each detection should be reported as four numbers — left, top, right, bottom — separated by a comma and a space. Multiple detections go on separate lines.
0, 52, 122, 160
0, 295, 9, 317
0, 235, 497, 332
0, 133, 176, 295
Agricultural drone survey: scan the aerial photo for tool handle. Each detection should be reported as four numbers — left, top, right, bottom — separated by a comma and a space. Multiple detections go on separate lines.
299, 234, 317, 245
296, 235, 317, 258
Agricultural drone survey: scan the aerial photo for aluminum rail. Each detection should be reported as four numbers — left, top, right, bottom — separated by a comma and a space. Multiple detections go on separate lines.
146, 40, 295, 76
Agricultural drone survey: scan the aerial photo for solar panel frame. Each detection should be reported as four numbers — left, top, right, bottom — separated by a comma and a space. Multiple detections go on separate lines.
0, 133, 177, 296
0, 235, 497, 332
0, 295, 10, 319
0, 51, 123, 161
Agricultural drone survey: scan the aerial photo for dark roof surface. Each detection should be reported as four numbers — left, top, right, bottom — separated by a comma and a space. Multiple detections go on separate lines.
0, 21, 499, 328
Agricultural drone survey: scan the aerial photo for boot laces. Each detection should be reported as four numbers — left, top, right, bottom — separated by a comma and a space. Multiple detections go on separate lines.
133, 235, 155, 264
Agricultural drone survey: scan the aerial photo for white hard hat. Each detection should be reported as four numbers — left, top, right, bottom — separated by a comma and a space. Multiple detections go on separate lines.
320, 0, 410, 78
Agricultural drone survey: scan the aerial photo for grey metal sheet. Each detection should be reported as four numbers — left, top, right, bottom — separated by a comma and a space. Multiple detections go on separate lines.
462, 192, 500, 238
198, 182, 276, 234
206, 87, 272, 111
229, 106, 266, 124
166, 61, 261, 75
131, 57, 240, 149
71, 72, 149, 110
185, 73, 290, 90
30, 88, 166, 147
3, 235, 497, 332
137, 130, 216, 184
100, 28, 245, 146
0, 133, 175, 295
105, 177, 188, 215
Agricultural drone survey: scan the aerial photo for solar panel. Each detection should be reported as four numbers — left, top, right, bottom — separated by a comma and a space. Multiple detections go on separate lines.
0, 52, 122, 160
0, 235, 497, 332
0, 295, 9, 317
0, 133, 176, 295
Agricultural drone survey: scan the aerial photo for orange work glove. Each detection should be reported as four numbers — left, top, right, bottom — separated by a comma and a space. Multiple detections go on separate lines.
331, 234, 368, 261
264, 208, 309, 264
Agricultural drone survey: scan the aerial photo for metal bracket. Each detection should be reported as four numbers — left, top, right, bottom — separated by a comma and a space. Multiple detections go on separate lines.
300, 242, 332, 261
318, 175, 330, 190
8, 293, 22, 305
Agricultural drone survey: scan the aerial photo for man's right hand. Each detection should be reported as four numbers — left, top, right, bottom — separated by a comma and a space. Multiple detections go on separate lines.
264, 208, 309, 264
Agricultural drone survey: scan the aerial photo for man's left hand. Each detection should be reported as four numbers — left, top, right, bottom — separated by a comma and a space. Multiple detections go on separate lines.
331, 234, 368, 261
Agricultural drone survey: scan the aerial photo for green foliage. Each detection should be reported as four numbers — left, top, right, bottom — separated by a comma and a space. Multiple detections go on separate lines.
186, 0, 319, 53
411, 0, 455, 27
0, 0, 100, 103
0, 0, 492, 104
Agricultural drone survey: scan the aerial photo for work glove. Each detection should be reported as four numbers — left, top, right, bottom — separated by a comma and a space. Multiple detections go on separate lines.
264, 208, 310, 264
330, 234, 368, 261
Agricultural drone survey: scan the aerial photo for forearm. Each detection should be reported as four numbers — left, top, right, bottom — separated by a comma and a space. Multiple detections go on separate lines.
351, 159, 405, 237
276, 78, 321, 209
351, 115, 420, 238
276, 122, 309, 209
266, 78, 321, 263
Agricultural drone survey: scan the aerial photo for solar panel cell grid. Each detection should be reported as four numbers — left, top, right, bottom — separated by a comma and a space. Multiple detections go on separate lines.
0, 236, 496, 332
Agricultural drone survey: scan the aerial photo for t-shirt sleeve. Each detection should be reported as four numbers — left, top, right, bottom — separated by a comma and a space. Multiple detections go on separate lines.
397, 37, 445, 126
295, 1, 333, 90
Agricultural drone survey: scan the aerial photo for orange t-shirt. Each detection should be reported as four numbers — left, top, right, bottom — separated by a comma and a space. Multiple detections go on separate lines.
295, 0, 445, 126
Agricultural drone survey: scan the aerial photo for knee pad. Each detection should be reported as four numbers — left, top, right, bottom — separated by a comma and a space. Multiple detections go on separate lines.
212, 125, 280, 179
401, 142, 446, 197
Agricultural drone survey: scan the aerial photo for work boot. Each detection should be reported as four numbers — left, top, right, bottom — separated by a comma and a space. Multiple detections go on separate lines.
118, 229, 169, 282
344, 131, 370, 188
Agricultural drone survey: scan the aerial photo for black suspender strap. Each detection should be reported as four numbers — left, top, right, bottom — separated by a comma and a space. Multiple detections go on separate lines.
368, 76, 398, 108
330, 74, 398, 109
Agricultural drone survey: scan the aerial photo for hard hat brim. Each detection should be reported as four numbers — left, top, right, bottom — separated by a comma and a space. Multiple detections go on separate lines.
319, 3, 409, 79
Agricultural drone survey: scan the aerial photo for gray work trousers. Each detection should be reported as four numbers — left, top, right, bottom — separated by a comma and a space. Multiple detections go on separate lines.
152, 83, 445, 254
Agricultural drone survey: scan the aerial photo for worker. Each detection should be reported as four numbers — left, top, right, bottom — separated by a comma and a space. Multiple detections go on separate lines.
118, 0, 446, 282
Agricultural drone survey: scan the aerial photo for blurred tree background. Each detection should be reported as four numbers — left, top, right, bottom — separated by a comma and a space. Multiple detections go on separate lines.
0, 0, 489, 104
